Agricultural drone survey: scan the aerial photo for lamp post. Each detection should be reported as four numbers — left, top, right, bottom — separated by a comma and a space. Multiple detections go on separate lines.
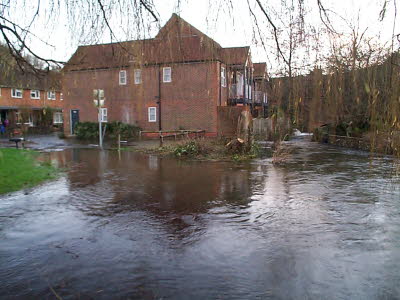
93, 89, 105, 149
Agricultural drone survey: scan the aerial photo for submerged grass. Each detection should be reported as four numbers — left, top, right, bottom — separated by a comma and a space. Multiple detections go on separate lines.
130, 138, 265, 162
0, 148, 59, 195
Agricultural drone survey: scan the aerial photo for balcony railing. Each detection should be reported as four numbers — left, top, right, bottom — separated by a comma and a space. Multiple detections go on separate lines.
254, 91, 265, 104
229, 84, 244, 98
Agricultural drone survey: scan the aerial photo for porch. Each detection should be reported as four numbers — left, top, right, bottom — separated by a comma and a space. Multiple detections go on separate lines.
0, 106, 63, 135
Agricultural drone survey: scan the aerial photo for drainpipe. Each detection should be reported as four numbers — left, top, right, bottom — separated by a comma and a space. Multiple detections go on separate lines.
243, 65, 246, 105
158, 65, 162, 131
219, 63, 222, 106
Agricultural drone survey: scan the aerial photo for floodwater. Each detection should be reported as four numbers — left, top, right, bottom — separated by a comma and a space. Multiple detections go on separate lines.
1, 139, 399, 299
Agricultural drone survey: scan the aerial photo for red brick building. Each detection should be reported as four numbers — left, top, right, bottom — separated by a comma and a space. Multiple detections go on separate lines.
63, 14, 268, 136
0, 70, 63, 130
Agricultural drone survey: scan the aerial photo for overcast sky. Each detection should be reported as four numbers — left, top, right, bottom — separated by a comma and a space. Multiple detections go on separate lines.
4, 0, 399, 73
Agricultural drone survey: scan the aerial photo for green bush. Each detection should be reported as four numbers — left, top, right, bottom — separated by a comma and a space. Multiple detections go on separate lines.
107, 121, 141, 139
74, 121, 141, 140
74, 122, 99, 139
174, 141, 199, 157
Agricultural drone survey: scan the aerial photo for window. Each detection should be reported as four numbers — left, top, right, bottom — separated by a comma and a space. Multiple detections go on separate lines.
134, 69, 142, 84
30, 90, 40, 99
163, 67, 171, 83
100, 108, 108, 122
148, 107, 157, 122
53, 112, 63, 124
15, 111, 21, 124
12, 88, 23, 98
16, 111, 33, 126
47, 91, 56, 100
221, 66, 226, 87
60, 93, 64, 100
0, 87, 2, 96
119, 70, 127, 85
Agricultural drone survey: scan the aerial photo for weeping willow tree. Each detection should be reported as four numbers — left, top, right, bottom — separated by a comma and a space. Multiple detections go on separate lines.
1, 0, 399, 154
269, 26, 400, 155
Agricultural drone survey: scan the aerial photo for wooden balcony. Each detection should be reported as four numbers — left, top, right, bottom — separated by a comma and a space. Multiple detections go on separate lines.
254, 91, 267, 106
228, 84, 252, 105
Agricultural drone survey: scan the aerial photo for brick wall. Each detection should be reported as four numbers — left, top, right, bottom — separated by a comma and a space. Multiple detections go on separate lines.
0, 87, 63, 109
63, 61, 222, 135
217, 106, 245, 137
159, 62, 219, 132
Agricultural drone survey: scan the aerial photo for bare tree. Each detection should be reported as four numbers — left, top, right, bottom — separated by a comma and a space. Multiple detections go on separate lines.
0, 0, 160, 72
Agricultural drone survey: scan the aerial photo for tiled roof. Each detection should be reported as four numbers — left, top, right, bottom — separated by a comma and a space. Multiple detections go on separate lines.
222, 47, 250, 65
64, 14, 251, 71
0, 70, 61, 91
254, 63, 267, 78
0, 45, 62, 90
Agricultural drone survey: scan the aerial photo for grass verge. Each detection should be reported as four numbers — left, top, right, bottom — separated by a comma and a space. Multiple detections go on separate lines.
0, 148, 59, 195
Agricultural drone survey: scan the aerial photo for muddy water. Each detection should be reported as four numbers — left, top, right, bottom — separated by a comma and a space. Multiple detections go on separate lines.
1, 140, 399, 299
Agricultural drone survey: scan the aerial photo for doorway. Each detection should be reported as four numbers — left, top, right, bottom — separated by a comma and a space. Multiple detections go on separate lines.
70, 110, 80, 134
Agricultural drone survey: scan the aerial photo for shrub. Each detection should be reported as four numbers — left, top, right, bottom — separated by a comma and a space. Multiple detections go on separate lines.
74, 122, 99, 139
74, 121, 141, 140
174, 141, 199, 157
173, 139, 213, 157
107, 121, 141, 139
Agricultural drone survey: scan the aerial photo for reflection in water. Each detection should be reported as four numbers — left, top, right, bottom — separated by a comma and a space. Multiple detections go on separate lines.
0, 140, 399, 299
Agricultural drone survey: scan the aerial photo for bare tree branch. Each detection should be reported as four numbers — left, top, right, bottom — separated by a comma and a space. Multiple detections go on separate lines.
316, 0, 337, 33
254, 0, 289, 66
140, 0, 159, 22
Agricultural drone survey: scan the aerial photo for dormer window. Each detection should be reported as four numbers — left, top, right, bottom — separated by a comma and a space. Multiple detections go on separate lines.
119, 70, 127, 85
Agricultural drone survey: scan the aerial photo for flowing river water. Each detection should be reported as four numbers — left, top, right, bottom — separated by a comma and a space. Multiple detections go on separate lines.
1, 139, 399, 299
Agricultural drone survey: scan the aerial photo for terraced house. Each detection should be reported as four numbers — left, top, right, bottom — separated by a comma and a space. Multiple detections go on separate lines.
63, 13, 268, 136
0, 69, 63, 131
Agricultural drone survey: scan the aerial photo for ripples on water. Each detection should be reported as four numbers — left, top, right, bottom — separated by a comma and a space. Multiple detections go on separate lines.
0, 140, 399, 299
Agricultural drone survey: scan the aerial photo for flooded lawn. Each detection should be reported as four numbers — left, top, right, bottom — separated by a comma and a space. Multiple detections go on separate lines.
1, 139, 399, 299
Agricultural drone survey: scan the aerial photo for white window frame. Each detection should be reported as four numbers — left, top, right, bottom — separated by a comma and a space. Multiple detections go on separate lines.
53, 112, 63, 124
47, 91, 56, 100
148, 107, 157, 122
134, 69, 142, 84
16, 111, 33, 126
60, 93, 64, 100
26, 113, 33, 127
100, 108, 108, 123
15, 111, 21, 124
119, 70, 127, 85
163, 67, 171, 83
221, 66, 226, 87
11, 88, 23, 98
30, 90, 40, 99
